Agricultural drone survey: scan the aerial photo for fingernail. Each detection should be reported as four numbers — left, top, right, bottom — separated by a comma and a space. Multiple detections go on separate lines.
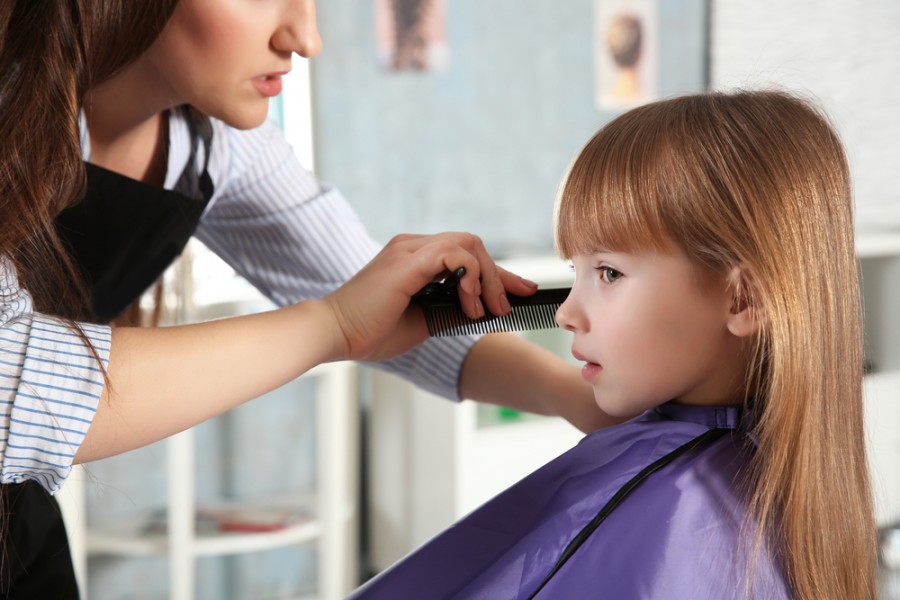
474, 297, 485, 318
500, 292, 511, 313
474, 278, 482, 296
522, 277, 539, 288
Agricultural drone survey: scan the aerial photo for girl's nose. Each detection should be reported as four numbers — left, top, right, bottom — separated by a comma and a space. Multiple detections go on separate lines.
273, 0, 323, 59
555, 293, 582, 333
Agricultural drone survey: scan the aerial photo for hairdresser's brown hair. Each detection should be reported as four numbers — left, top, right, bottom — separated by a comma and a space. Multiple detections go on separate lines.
556, 90, 876, 599
0, 0, 178, 319
0, 0, 179, 583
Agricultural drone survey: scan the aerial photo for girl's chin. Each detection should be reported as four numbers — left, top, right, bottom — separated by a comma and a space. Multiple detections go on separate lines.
593, 395, 647, 420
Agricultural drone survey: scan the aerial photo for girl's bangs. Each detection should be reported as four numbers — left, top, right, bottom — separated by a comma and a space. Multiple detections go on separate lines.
555, 110, 676, 259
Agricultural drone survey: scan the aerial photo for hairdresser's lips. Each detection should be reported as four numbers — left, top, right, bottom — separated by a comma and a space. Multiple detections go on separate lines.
252, 73, 285, 97
572, 349, 603, 381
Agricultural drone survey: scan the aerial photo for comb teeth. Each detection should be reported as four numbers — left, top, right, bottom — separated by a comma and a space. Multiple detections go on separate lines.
416, 288, 571, 337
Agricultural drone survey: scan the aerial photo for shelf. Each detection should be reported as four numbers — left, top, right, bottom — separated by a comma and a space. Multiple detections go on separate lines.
88, 518, 324, 558
857, 229, 900, 259
86, 492, 332, 557
498, 255, 573, 285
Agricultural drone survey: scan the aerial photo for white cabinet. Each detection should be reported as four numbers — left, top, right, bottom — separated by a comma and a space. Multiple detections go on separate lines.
859, 232, 900, 527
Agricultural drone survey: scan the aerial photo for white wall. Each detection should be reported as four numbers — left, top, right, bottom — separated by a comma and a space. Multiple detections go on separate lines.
710, 0, 900, 231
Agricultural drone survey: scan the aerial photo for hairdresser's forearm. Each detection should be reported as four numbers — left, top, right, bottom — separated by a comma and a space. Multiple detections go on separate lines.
458, 334, 623, 433
75, 300, 341, 464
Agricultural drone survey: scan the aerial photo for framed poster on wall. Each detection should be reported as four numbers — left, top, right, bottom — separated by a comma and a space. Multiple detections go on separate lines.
595, 0, 660, 110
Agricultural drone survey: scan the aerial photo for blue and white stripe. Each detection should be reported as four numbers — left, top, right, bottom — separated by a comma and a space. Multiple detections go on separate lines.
0, 261, 111, 492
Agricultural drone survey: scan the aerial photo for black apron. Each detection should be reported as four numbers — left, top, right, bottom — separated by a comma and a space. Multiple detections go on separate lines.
0, 111, 213, 599
57, 114, 215, 323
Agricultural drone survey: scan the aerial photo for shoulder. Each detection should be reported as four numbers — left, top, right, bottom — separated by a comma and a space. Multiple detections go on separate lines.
623, 431, 754, 540
604, 433, 789, 596
540, 430, 790, 598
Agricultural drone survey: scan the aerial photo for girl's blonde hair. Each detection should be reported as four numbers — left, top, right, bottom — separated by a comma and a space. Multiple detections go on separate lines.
555, 90, 876, 599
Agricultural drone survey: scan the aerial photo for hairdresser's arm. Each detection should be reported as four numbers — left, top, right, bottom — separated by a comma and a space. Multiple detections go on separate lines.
77, 301, 340, 463
75, 232, 531, 464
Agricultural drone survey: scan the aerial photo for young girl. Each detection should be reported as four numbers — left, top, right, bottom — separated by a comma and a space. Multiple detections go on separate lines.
348, 90, 877, 599
1, 0, 609, 596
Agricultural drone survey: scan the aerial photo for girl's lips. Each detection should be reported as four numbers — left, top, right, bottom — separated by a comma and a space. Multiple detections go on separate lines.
252, 75, 283, 97
581, 362, 603, 381
572, 348, 602, 381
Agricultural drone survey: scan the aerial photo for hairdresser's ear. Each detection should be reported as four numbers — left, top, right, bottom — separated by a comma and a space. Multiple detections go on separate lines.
724, 266, 765, 338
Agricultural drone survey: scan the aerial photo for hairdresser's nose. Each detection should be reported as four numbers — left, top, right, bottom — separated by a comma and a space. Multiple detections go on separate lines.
555, 290, 584, 333
273, 0, 323, 59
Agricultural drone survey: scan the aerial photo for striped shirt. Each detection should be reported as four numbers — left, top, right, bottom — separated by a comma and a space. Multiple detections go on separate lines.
184, 112, 474, 398
0, 109, 474, 492
0, 260, 111, 492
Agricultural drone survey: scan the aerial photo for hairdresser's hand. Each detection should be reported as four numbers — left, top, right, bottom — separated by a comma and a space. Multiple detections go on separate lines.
323, 232, 538, 362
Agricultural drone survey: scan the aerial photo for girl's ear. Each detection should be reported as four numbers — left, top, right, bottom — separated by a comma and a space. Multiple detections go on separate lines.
725, 266, 765, 338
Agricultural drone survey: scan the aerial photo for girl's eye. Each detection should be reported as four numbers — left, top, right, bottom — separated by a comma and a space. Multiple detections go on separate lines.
596, 266, 623, 284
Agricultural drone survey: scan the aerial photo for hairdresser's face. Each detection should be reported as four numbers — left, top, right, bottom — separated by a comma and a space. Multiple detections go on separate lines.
144, 0, 322, 129
556, 248, 743, 419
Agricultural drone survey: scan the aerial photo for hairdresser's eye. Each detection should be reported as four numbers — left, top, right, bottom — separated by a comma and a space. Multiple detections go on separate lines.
596, 266, 623, 284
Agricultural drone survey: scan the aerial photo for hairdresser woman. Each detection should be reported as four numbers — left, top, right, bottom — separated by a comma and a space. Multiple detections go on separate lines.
0, 1, 611, 597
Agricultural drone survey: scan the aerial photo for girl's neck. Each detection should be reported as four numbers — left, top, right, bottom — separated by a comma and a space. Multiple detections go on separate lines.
83, 57, 179, 186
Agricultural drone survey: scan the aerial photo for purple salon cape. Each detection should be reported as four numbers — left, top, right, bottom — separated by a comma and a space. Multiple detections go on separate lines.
349, 403, 791, 599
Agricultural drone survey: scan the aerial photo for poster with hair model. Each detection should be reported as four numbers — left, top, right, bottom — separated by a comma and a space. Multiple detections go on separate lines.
595, 0, 659, 110
375, 0, 448, 72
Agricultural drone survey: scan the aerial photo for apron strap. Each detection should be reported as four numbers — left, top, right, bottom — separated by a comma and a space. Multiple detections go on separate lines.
174, 107, 214, 203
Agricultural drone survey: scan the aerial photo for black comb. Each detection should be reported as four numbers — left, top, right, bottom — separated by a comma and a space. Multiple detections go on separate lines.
412, 277, 570, 337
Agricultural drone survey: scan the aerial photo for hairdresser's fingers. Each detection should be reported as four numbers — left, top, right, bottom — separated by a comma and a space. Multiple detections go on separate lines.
324, 232, 500, 360
449, 235, 539, 317
398, 233, 541, 312
408, 235, 488, 319
497, 266, 540, 296
387, 232, 492, 318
